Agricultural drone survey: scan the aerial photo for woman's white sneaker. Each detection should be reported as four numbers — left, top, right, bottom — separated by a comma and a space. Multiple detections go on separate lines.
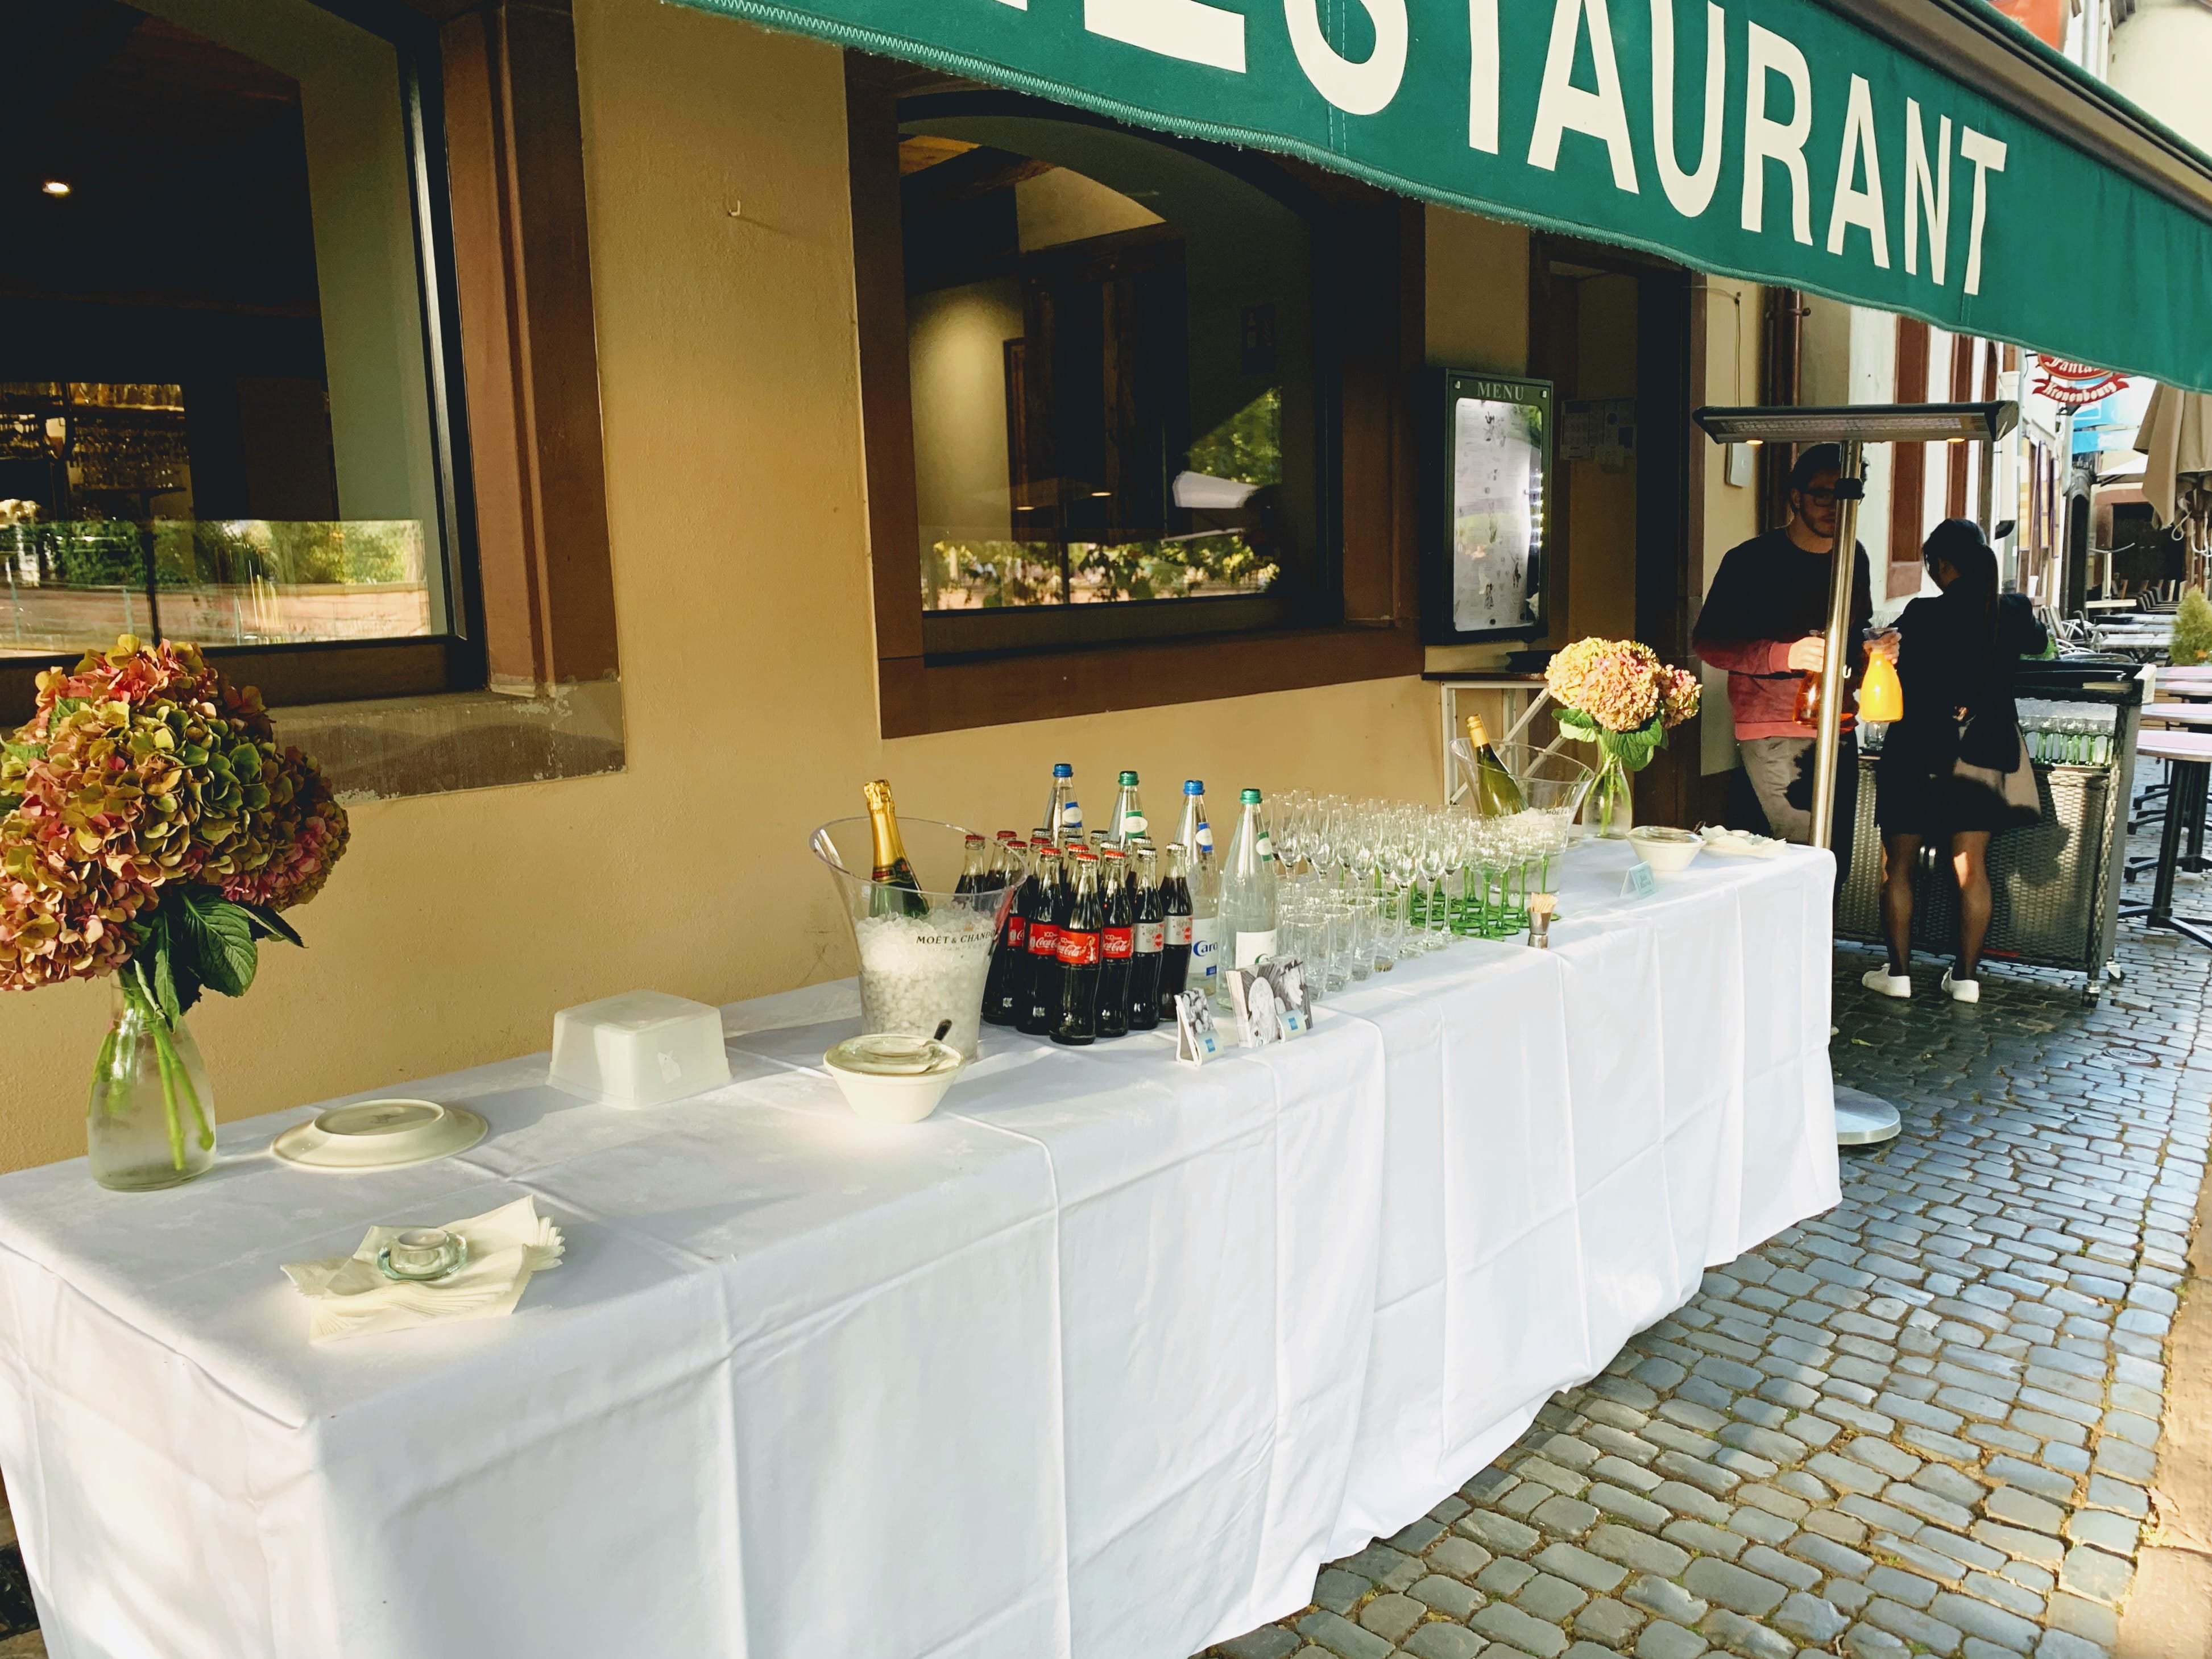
1862, 967, 1912, 999
1941, 969, 1981, 1003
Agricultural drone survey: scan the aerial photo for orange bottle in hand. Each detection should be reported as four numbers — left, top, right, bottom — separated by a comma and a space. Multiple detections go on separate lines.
1859, 646, 1904, 723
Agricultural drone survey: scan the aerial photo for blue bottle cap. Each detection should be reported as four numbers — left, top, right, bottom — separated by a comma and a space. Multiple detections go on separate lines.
1053, 763, 1073, 777
1183, 779, 1204, 794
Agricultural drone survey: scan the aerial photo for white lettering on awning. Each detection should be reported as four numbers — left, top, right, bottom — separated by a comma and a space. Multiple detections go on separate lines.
1084, 0, 1245, 73
1528, 0, 1640, 192
1741, 22, 1812, 243
1286, 0, 1407, 113
1650, 0, 1725, 218
1961, 127, 2007, 295
1904, 100, 1953, 286
1469, 0, 1499, 152
1826, 74, 1890, 267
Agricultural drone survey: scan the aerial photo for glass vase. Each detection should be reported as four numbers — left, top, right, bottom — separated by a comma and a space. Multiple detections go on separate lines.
1590, 749, 1634, 839
88, 984, 216, 1191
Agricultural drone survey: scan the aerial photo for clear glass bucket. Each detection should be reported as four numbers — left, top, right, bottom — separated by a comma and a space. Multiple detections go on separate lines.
1449, 738, 1596, 832
810, 816, 1017, 1061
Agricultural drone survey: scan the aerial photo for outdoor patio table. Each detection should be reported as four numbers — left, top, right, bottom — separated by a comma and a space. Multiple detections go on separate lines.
0, 841, 1839, 1659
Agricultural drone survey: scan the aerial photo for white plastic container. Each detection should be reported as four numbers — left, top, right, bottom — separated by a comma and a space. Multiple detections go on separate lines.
550, 991, 731, 1107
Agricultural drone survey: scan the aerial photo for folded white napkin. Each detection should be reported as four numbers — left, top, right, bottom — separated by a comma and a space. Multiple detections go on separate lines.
280, 1197, 565, 1342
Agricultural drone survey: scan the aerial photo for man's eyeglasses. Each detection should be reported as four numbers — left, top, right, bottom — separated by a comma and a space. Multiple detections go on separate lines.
1799, 487, 1839, 506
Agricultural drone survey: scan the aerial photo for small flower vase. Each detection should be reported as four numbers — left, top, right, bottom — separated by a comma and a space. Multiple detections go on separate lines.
88, 984, 216, 1191
1590, 748, 1634, 839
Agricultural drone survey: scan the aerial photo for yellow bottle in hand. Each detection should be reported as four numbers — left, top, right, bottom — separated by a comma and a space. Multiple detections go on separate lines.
1859, 646, 1903, 725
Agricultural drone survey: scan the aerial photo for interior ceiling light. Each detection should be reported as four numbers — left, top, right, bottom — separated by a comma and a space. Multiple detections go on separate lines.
40, 180, 70, 197
1692, 402, 2019, 445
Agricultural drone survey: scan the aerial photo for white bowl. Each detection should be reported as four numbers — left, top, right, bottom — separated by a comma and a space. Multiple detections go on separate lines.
1628, 825, 1704, 876
823, 1035, 965, 1125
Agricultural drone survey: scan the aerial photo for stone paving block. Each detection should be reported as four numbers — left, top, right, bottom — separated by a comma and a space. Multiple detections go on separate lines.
1931, 1591, 2042, 1653
1840, 1495, 1925, 1537
1478, 1558, 1540, 1598
2063, 1509, 2136, 1557
1772, 1592, 1849, 1645
2044, 1591, 2119, 1648
1965, 1568, 2044, 1618
1358, 1594, 1426, 1645
1470, 1599, 1572, 1657
1635, 1620, 1707, 1659
1840, 1439, 1919, 1481
1983, 1457, 2076, 1504
1788, 1530, 1874, 1579
1405, 1625, 1486, 1659
1336, 1545, 1419, 1588
1681, 1559, 1787, 1619
1726, 1507, 1796, 1546
1840, 1624, 1911, 1659
1981, 1486, 2068, 1535
1534, 1496, 1603, 1539
1866, 1566, 1941, 1609
2090, 1438, 2157, 1483
1912, 1526, 2008, 1576
2030, 1633, 2104, 1659
1623, 1574, 1708, 1628
1884, 1481, 1977, 1531
1463, 1512, 1543, 1557
1862, 1596, 1965, 1656
1410, 1574, 1485, 1619
1573, 1597, 1645, 1649
2081, 1474, 2147, 1519
1295, 1610, 1397, 1659
1585, 1525, 1689, 1579
2057, 1544, 2131, 1606
1315, 1569, 1368, 1613
1217, 1628, 1304, 1659
1696, 1607, 1795, 1659
1428, 1536, 1493, 1581
1533, 1544, 1630, 1596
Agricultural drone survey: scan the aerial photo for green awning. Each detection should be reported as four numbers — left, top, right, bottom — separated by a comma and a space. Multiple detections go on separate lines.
673, 0, 2212, 393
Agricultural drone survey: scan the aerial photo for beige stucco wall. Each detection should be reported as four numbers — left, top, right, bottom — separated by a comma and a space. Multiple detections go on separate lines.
0, 0, 1445, 1174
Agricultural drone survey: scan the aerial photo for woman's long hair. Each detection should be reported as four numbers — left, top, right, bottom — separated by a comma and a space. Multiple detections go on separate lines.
1925, 518, 2000, 649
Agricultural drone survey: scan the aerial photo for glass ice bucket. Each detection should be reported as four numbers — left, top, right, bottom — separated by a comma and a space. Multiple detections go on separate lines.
1449, 739, 1597, 831
810, 817, 1016, 1061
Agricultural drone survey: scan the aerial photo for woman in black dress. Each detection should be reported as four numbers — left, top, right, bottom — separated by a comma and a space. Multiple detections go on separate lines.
1862, 520, 2048, 1004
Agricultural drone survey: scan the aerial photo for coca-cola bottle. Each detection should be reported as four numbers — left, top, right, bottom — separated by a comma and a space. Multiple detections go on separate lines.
1096, 846, 1133, 1040
1053, 851, 1104, 1046
1018, 844, 1064, 1036
1158, 842, 1194, 1015
983, 839, 1037, 1026
953, 833, 988, 895
1128, 845, 1165, 1031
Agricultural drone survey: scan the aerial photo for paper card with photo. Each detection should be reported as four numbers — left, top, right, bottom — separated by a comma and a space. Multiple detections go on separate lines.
1227, 967, 1281, 1048
1262, 957, 1312, 1033
1175, 989, 1222, 1065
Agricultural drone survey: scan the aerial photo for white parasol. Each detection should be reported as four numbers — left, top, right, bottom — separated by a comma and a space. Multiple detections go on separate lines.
2136, 382, 2212, 553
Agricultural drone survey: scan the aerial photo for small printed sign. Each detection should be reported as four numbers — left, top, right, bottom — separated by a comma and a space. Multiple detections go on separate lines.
1224, 957, 1315, 1047
1621, 862, 1660, 901
1175, 990, 1221, 1066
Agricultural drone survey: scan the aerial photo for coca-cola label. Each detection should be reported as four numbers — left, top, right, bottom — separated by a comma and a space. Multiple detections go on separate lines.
1029, 922, 1060, 957
1168, 915, 1194, 948
1102, 926, 1134, 960
1057, 929, 1101, 967
1004, 916, 1028, 950
1133, 921, 1164, 954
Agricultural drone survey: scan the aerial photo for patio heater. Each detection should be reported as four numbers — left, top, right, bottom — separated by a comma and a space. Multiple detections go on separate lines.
1691, 402, 2020, 1147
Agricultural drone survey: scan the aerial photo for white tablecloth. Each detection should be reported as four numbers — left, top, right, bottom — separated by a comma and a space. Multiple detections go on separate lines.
0, 841, 1839, 1659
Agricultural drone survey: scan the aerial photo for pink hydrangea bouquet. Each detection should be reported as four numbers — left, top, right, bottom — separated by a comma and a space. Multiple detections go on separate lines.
1, 636, 348, 1183
1544, 636, 1701, 773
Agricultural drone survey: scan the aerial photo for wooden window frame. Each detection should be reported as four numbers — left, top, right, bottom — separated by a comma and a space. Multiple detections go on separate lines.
1888, 317, 1931, 599
846, 53, 1420, 740
1, 0, 616, 723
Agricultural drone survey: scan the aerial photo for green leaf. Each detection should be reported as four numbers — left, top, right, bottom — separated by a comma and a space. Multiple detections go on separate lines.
243, 904, 304, 949
173, 886, 259, 1000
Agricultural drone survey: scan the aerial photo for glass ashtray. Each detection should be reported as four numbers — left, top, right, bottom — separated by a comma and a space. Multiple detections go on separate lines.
376, 1227, 469, 1282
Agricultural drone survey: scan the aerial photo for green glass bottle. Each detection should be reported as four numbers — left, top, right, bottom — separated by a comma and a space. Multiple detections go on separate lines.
1463, 714, 1527, 817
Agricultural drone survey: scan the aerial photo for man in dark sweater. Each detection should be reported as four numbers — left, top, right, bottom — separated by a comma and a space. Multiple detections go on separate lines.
1693, 445, 1896, 890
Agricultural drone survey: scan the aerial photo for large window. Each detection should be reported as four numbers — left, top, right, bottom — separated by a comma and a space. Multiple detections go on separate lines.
893, 92, 1335, 652
0, 0, 475, 704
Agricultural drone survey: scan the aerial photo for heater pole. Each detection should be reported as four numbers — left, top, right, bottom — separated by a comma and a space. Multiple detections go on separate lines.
1809, 439, 1865, 851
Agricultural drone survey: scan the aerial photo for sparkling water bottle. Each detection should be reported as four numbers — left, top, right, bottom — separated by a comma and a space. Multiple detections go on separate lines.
1216, 788, 1279, 1002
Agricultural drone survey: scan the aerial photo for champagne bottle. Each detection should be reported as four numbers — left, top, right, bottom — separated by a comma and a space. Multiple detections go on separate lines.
862, 780, 927, 917
1463, 714, 1528, 817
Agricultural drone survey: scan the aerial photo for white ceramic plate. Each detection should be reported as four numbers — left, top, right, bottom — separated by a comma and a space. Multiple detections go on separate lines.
271, 1099, 490, 1172
1698, 826, 1786, 859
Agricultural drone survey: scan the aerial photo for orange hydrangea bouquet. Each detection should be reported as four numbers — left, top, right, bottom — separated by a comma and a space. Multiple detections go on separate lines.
1, 636, 347, 1177
1544, 636, 1701, 773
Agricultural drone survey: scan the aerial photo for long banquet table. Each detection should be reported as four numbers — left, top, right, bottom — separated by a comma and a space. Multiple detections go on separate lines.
0, 839, 1840, 1659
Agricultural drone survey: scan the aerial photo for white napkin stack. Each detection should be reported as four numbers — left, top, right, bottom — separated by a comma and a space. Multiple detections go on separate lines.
280, 1197, 565, 1342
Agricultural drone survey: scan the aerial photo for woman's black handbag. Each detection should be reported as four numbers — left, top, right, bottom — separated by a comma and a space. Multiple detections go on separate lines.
1952, 718, 2042, 826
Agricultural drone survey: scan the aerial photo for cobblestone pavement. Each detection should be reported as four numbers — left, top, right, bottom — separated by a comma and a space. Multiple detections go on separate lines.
1203, 922, 2212, 1659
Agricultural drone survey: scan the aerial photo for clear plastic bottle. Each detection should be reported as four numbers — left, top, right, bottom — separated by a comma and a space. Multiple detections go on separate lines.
1216, 787, 1279, 1003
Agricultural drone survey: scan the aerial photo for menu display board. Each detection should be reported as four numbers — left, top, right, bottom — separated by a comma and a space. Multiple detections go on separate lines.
1425, 371, 1551, 643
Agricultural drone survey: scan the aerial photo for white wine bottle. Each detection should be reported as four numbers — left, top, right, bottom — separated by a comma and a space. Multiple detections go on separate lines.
1463, 714, 1527, 817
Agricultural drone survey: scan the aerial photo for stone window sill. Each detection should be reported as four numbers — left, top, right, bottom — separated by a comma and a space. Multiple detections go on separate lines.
282, 679, 624, 802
